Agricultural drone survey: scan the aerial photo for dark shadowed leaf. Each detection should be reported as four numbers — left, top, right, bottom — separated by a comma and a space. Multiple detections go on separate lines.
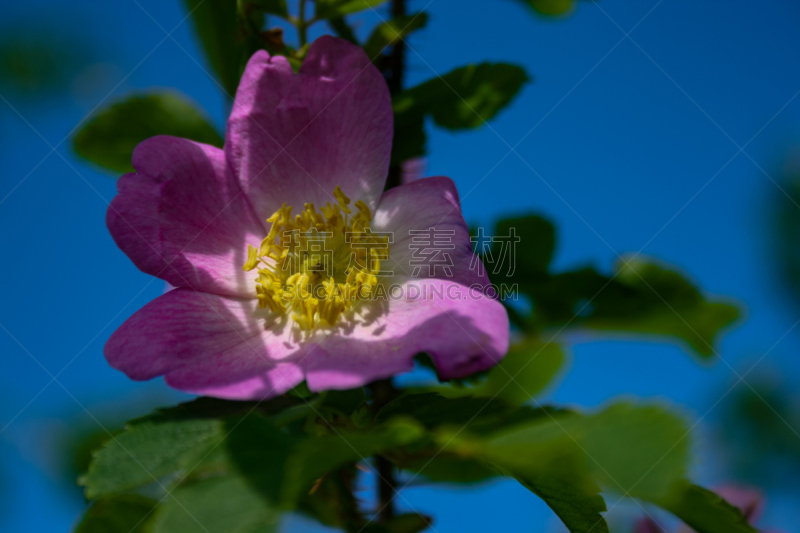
361, 513, 432, 533
280, 419, 425, 505
74, 495, 157, 533
297, 466, 364, 530
391, 110, 426, 164
182, 0, 263, 96
251, 0, 289, 18
657, 483, 757, 533
363, 13, 429, 61
73, 92, 223, 174
490, 215, 555, 275
515, 474, 608, 533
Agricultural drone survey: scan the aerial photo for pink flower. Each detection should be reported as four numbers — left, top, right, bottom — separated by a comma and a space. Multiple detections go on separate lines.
104, 36, 509, 400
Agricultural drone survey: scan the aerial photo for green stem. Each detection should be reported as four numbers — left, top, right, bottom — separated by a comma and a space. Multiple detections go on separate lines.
383, 0, 406, 191
298, 0, 308, 46
370, 378, 398, 523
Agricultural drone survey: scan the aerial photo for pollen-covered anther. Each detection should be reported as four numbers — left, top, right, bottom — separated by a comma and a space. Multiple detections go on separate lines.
243, 186, 389, 331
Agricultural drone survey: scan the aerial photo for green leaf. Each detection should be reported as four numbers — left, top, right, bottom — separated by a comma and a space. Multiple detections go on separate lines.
79, 416, 226, 499
79, 398, 296, 499
657, 483, 758, 533
442, 402, 690, 500
431, 341, 565, 405
394, 63, 529, 131
399, 455, 498, 484
75, 495, 157, 533
573, 403, 689, 501
515, 475, 609, 533
376, 392, 511, 429
151, 474, 280, 533
182, 0, 263, 96
363, 13, 429, 61
315, 0, 388, 19
73, 91, 223, 174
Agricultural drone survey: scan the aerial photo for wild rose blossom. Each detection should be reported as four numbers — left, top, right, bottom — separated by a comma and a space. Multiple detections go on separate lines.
104, 36, 509, 400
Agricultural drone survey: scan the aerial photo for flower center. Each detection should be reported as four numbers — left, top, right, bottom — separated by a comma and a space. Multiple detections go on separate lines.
243, 186, 389, 331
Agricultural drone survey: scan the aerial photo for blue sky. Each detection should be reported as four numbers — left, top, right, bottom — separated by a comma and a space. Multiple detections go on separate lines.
1, 0, 800, 531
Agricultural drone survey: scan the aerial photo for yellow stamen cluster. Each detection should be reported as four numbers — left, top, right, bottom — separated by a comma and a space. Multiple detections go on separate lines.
243, 186, 389, 331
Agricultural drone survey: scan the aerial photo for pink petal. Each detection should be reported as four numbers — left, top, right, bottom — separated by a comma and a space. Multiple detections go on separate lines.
107, 136, 264, 297
714, 485, 765, 523
305, 278, 509, 391
373, 177, 492, 291
226, 36, 392, 221
104, 288, 306, 400
634, 518, 666, 533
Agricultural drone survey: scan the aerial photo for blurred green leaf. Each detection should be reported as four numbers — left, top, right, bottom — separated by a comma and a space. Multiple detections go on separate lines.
573, 403, 689, 501
584, 257, 740, 358
182, 0, 263, 96
150, 474, 280, 533
363, 13, 429, 61
515, 475, 608, 533
717, 374, 800, 487
73, 92, 223, 174
485, 215, 739, 358
658, 483, 757, 533
400, 455, 498, 484
509, 0, 575, 16
74, 495, 157, 533
443, 402, 690, 502
0, 27, 89, 101
376, 392, 511, 429
774, 174, 800, 306
315, 0, 388, 19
